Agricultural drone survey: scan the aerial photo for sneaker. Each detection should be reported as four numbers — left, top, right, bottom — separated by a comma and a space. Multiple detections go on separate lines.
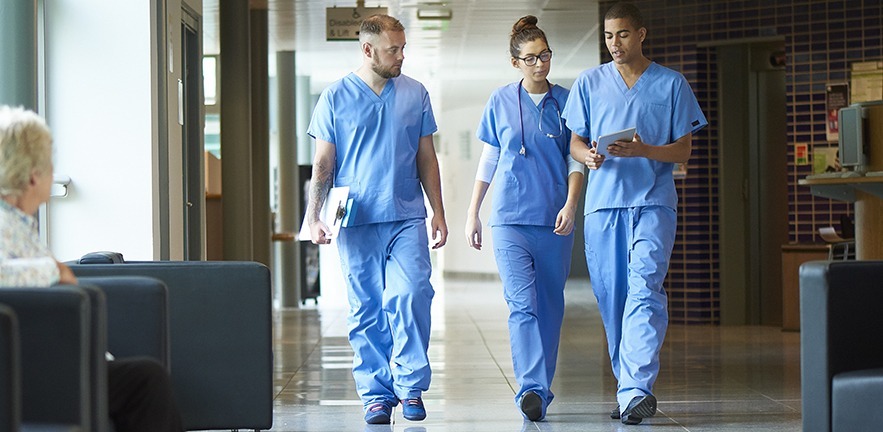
520, 391, 544, 421
610, 406, 621, 419
364, 402, 392, 424
401, 397, 426, 421
620, 394, 657, 425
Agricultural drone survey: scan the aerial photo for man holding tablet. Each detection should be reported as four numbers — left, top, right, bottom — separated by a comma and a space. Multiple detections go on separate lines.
595, 127, 637, 157
561, 2, 707, 426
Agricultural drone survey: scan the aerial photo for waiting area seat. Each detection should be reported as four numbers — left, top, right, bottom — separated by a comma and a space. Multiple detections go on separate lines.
1, 276, 170, 431
1, 305, 20, 432
800, 260, 883, 432
70, 261, 273, 432
2, 261, 272, 431
0, 286, 96, 431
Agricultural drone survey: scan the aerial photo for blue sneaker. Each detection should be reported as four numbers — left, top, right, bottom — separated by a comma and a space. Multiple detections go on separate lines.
364, 402, 392, 424
401, 397, 426, 421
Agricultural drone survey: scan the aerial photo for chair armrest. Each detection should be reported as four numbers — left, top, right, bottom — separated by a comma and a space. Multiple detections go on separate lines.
78, 276, 170, 368
0, 287, 93, 429
0, 304, 21, 432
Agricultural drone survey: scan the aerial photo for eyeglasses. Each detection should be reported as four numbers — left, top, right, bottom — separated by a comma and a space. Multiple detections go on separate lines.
515, 50, 553, 66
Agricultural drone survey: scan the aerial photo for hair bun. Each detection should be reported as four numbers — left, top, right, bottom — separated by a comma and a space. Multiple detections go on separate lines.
512, 15, 539, 34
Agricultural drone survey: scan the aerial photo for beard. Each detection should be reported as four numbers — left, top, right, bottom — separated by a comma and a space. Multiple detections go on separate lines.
371, 50, 402, 79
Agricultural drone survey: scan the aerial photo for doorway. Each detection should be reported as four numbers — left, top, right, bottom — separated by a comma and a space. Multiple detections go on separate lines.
715, 39, 788, 325
181, 8, 204, 260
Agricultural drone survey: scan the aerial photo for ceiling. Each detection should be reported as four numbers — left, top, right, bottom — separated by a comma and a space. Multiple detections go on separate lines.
203, 0, 601, 92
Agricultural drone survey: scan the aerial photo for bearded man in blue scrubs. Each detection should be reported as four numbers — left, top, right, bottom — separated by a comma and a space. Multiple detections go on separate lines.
561, 2, 707, 426
305, 14, 447, 426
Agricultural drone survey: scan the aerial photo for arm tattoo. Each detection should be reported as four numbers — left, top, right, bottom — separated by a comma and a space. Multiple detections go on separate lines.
307, 159, 333, 224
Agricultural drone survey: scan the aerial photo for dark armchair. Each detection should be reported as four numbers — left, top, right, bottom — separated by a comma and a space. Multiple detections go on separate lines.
0, 276, 169, 432
71, 261, 274, 431
0, 287, 94, 431
0, 304, 20, 432
800, 260, 883, 432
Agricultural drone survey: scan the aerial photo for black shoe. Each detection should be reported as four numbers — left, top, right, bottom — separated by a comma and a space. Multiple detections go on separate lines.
610, 406, 620, 419
620, 394, 657, 425
520, 391, 544, 421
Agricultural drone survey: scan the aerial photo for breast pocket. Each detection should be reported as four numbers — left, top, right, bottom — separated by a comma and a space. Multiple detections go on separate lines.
638, 102, 672, 145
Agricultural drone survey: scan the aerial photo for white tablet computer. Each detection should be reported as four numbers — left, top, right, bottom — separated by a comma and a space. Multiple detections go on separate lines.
596, 127, 636, 157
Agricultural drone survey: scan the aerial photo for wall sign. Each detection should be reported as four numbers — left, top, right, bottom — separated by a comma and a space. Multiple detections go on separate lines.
326, 6, 388, 41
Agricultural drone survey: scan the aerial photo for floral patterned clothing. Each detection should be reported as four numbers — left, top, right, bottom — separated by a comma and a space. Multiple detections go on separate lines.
0, 199, 59, 287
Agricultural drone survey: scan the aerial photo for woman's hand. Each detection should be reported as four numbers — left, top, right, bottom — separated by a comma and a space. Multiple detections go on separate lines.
57, 261, 78, 285
553, 205, 576, 236
465, 214, 483, 250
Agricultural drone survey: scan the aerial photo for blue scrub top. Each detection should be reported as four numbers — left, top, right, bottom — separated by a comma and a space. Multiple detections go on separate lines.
307, 73, 438, 226
477, 82, 572, 227
561, 62, 707, 213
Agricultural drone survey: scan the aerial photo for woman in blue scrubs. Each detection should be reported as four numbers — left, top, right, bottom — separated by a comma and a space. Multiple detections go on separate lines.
464, 15, 585, 422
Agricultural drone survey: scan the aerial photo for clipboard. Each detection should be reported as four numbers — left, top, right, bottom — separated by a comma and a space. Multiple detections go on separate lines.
596, 127, 636, 157
298, 186, 355, 242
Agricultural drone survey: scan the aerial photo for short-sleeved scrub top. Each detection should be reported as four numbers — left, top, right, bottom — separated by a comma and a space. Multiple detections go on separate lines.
561, 62, 708, 213
477, 82, 572, 227
307, 73, 438, 226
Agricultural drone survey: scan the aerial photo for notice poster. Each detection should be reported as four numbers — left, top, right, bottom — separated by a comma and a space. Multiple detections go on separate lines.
795, 143, 809, 166
826, 83, 849, 142
813, 146, 840, 174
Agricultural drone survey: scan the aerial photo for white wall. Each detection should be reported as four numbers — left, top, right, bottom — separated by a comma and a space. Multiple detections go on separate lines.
44, 0, 173, 261
436, 78, 509, 277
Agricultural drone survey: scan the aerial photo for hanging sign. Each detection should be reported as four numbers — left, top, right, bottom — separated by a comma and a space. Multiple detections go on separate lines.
326, 6, 388, 41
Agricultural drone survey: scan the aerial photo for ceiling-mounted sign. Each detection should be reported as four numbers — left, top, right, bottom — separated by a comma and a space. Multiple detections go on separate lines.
326, 6, 388, 41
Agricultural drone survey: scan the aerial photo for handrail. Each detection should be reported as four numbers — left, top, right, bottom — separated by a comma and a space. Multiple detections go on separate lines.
52, 174, 71, 198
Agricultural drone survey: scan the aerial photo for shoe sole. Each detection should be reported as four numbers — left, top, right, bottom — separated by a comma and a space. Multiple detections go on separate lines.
403, 411, 426, 421
521, 392, 543, 421
365, 414, 390, 425
621, 395, 657, 425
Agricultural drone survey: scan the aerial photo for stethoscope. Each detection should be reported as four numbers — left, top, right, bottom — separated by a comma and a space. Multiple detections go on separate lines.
517, 79, 564, 156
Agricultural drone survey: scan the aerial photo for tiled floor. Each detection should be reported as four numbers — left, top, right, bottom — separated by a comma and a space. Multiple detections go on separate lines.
270, 277, 802, 431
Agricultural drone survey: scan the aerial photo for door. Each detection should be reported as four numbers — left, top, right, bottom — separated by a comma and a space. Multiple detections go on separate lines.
181, 9, 204, 260
717, 40, 788, 325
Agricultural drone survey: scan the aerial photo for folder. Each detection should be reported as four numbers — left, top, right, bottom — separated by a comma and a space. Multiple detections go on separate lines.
298, 186, 354, 242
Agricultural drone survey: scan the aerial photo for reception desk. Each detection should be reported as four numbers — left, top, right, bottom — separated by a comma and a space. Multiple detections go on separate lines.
798, 176, 883, 259
799, 103, 883, 259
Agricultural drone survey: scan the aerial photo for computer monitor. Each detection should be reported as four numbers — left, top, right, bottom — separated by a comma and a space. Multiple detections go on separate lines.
838, 105, 866, 170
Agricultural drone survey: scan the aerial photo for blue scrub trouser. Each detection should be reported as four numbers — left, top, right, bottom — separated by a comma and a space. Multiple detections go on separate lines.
584, 206, 675, 411
492, 225, 573, 415
335, 218, 435, 407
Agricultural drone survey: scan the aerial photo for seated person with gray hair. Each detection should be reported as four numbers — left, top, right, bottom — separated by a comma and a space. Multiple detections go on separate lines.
0, 105, 183, 432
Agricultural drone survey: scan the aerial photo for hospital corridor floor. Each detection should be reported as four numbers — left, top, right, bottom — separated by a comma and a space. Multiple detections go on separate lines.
268, 277, 802, 432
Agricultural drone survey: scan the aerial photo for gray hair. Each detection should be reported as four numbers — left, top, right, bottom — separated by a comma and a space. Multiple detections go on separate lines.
0, 106, 53, 197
